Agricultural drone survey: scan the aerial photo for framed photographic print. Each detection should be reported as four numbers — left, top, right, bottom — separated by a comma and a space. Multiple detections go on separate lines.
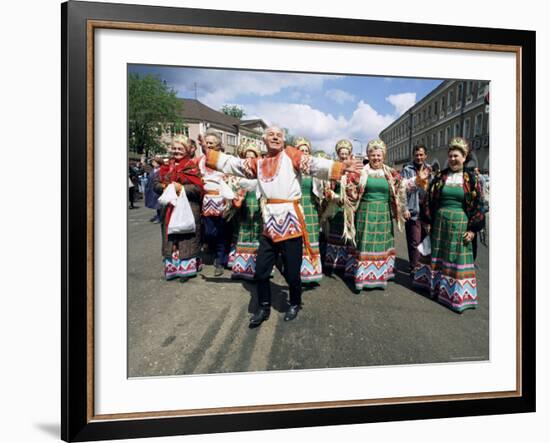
62, 0, 535, 441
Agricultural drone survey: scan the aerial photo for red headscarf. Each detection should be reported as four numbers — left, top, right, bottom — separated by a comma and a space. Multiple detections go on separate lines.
159, 158, 204, 191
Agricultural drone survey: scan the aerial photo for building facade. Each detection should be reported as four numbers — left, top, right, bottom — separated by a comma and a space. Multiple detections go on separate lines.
160, 98, 267, 155
380, 80, 490, 172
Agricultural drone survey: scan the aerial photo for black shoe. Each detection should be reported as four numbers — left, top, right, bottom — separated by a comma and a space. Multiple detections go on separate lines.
214, 265, 224, 276
249, 307, 270, 328
284, 304, 300, 322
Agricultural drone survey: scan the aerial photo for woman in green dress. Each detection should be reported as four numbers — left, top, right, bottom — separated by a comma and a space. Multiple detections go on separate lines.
413, 137, 485, 312
346, 139, 407, 291
322, 139, 354, 273
230, 140, 263, 280
295, 137, 323, 284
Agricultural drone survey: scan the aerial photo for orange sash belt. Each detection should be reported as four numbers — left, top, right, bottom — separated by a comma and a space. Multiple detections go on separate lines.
205, 190, 220, 196
266, 198, 314, 259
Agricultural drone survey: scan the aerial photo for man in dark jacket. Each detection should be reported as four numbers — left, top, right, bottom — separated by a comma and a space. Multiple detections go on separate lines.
400, 145, 431, 276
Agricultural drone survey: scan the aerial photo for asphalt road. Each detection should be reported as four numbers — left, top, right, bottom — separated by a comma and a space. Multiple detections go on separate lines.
128, 203, 489, 377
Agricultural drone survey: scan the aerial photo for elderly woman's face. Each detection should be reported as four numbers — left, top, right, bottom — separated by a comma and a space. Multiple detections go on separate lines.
205, 135, 221, 151
338, 148, 350, 161
171, 142, 187, 158
298, 144, 310, 155
367, 148, 384, 169
448, 149, 466, 171
245, 150, 257, 159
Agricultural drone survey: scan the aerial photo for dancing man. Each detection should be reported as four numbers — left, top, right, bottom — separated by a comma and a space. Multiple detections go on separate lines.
200, 127, 362, 327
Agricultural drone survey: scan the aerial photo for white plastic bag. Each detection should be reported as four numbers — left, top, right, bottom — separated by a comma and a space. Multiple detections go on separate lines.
167, 188, 196, 235
157, 183, 178, 207
417, 235, 431, 256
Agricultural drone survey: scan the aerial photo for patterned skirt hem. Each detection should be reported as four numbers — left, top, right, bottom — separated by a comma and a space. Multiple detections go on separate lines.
231, 252, 257, 280
164, 257, 200, 280
346, 248, 395, 290
436, 296, 478, 312
231, 272, 255, 280
413, 264, 478, 312
301, 253, 323, 283
323, 243, 349, 270
354, 273, 395, 290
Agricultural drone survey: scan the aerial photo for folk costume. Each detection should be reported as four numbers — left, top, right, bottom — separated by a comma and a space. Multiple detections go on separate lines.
154, 153, 204, 280
205, 144, 346, 310
344, 140, 410, 291
230, 142, 263, 280
413, 139, 485, 312
295, 137, 323, 285
198, 155, 236, 271
322, 139, 354, 272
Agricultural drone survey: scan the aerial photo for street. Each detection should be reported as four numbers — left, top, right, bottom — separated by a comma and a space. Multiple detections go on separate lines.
128, 203, 489, 377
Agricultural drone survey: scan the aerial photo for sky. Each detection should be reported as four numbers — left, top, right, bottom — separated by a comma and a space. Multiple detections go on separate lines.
129, 64, 443, 155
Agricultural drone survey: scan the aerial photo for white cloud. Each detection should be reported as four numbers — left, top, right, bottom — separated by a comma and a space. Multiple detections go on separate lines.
386, 92, 416, 116
246, 100, 394, 154
325, 89, 356, 104
166, 69, 341, 110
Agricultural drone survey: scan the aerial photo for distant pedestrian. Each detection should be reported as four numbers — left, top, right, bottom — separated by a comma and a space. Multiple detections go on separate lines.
128, 164, 139, 209
145, 156, 162, 222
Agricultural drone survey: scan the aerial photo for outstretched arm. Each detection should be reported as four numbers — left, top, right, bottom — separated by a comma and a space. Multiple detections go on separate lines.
204, 148, 258, 179
286, 146, 362, 181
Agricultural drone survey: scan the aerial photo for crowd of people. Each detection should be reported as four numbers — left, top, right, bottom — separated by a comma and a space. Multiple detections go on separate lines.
133, 126, 488, 327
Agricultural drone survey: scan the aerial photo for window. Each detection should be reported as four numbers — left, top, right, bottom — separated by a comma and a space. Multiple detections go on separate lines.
477, 81, 486, 98
226, 134, 237, 146
466, 81, 472, 96
445, 126, 451, 145
454, 122, 461, 137
438, 130, 443, 148
474, 113, 484, 136
457, 83, 463, 101
431, 134, 436, 149
463, 118, 471, 138
434, 100, 438, 115
448, 90, 454, 110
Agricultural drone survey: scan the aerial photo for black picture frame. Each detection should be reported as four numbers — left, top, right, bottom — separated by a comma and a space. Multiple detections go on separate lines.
61, 1, 536, 441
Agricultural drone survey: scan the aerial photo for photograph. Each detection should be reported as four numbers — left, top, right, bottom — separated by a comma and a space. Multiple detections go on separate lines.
126, 65, 491, 377
60, 1, 535, 440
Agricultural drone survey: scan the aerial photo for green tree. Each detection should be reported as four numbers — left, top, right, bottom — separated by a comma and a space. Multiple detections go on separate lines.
283, 128, 297, 147
128, 74, 184, 157
221, 104, 246, 119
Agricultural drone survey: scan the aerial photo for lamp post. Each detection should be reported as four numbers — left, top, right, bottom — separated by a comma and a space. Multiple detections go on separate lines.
353, 138, 364, 158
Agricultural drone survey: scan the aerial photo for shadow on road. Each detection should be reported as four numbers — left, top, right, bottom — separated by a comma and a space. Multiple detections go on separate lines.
200, 274, 292, 315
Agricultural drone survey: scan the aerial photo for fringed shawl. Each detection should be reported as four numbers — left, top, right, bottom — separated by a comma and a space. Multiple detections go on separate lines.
342, 164, 407, 245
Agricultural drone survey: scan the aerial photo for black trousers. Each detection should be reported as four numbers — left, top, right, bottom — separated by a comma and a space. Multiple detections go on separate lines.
255, 235, 303, 307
